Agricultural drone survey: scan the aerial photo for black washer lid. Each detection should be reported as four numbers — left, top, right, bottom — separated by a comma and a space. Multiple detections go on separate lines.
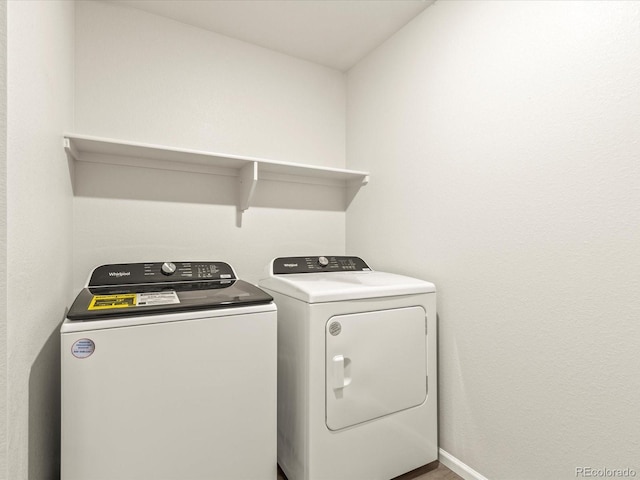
67, 261, 272, 321
67, 279, 273, 321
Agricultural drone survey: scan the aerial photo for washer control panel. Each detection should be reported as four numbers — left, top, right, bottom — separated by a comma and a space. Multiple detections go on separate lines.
89, 262, 236, 286
272, 256, 370, 275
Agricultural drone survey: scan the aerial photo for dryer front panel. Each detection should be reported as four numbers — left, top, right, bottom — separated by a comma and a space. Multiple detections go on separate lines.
325, 306, 427, 431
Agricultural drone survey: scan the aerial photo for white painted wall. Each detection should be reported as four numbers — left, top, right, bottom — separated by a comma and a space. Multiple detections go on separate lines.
0, 2, 6, 478
347, 1, 640, 479
73, 1, 347, 288
6, 1, 74, 479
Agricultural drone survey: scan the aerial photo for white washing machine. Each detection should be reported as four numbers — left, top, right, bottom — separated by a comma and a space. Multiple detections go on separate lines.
61, 261, 277, 480
259, 256, 437, 480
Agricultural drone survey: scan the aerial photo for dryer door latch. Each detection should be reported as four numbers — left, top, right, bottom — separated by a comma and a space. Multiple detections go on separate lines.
332, 355, 352, 390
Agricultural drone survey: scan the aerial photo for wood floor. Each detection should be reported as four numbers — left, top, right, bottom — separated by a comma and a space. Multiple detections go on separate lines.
393, 461, 463, 480
277, 461, 463, 480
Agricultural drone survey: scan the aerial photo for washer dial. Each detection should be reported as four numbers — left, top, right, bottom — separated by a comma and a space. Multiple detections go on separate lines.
161, 262, 177, 275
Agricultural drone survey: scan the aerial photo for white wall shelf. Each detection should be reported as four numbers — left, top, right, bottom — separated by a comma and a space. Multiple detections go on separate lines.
63, 133, 369, 223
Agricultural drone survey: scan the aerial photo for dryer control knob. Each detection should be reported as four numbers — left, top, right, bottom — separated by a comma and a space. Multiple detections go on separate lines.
161, 262, 177, 276
318, 256, 329, 267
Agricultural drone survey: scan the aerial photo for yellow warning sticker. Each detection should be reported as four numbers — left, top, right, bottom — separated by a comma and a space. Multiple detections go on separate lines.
88, 294, 137, 310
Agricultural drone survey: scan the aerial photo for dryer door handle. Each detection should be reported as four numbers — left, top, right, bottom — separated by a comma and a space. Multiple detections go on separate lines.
332, 355, 345, 390
332, 355, 352, 390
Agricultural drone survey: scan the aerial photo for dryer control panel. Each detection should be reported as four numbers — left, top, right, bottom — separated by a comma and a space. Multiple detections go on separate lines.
89, 262, 236, 286
272, 256, 371, 275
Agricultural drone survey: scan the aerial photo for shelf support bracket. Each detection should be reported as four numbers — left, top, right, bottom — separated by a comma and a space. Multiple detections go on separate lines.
237, 161, 258, 227
63, 137, 79, 194
63, 137, 79, 162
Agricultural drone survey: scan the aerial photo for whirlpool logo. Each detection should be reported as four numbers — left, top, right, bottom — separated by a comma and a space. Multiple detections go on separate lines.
108, 271, 131, 277
283, 263, 298, 268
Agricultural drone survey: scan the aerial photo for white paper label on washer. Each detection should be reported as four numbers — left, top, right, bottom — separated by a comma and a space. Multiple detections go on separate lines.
72, 338, 95, 359
136, 291, 180, 306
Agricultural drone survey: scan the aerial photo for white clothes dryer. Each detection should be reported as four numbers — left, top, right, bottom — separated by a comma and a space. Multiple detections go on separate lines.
61, 261, 277, 480
259, 256, 437, 480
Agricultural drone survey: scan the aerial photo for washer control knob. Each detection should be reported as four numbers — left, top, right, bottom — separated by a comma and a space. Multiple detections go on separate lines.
161, 262, 177, 276
318, 256, 329, 267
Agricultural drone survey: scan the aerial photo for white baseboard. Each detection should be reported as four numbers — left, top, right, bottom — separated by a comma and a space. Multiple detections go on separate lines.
439, 448, 489, 480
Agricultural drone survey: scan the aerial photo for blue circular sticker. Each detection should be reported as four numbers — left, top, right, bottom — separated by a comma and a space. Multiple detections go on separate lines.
71, 338, 95, 359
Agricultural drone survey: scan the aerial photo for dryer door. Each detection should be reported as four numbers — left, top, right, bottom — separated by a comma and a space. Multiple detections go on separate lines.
325, 306, 427, 431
